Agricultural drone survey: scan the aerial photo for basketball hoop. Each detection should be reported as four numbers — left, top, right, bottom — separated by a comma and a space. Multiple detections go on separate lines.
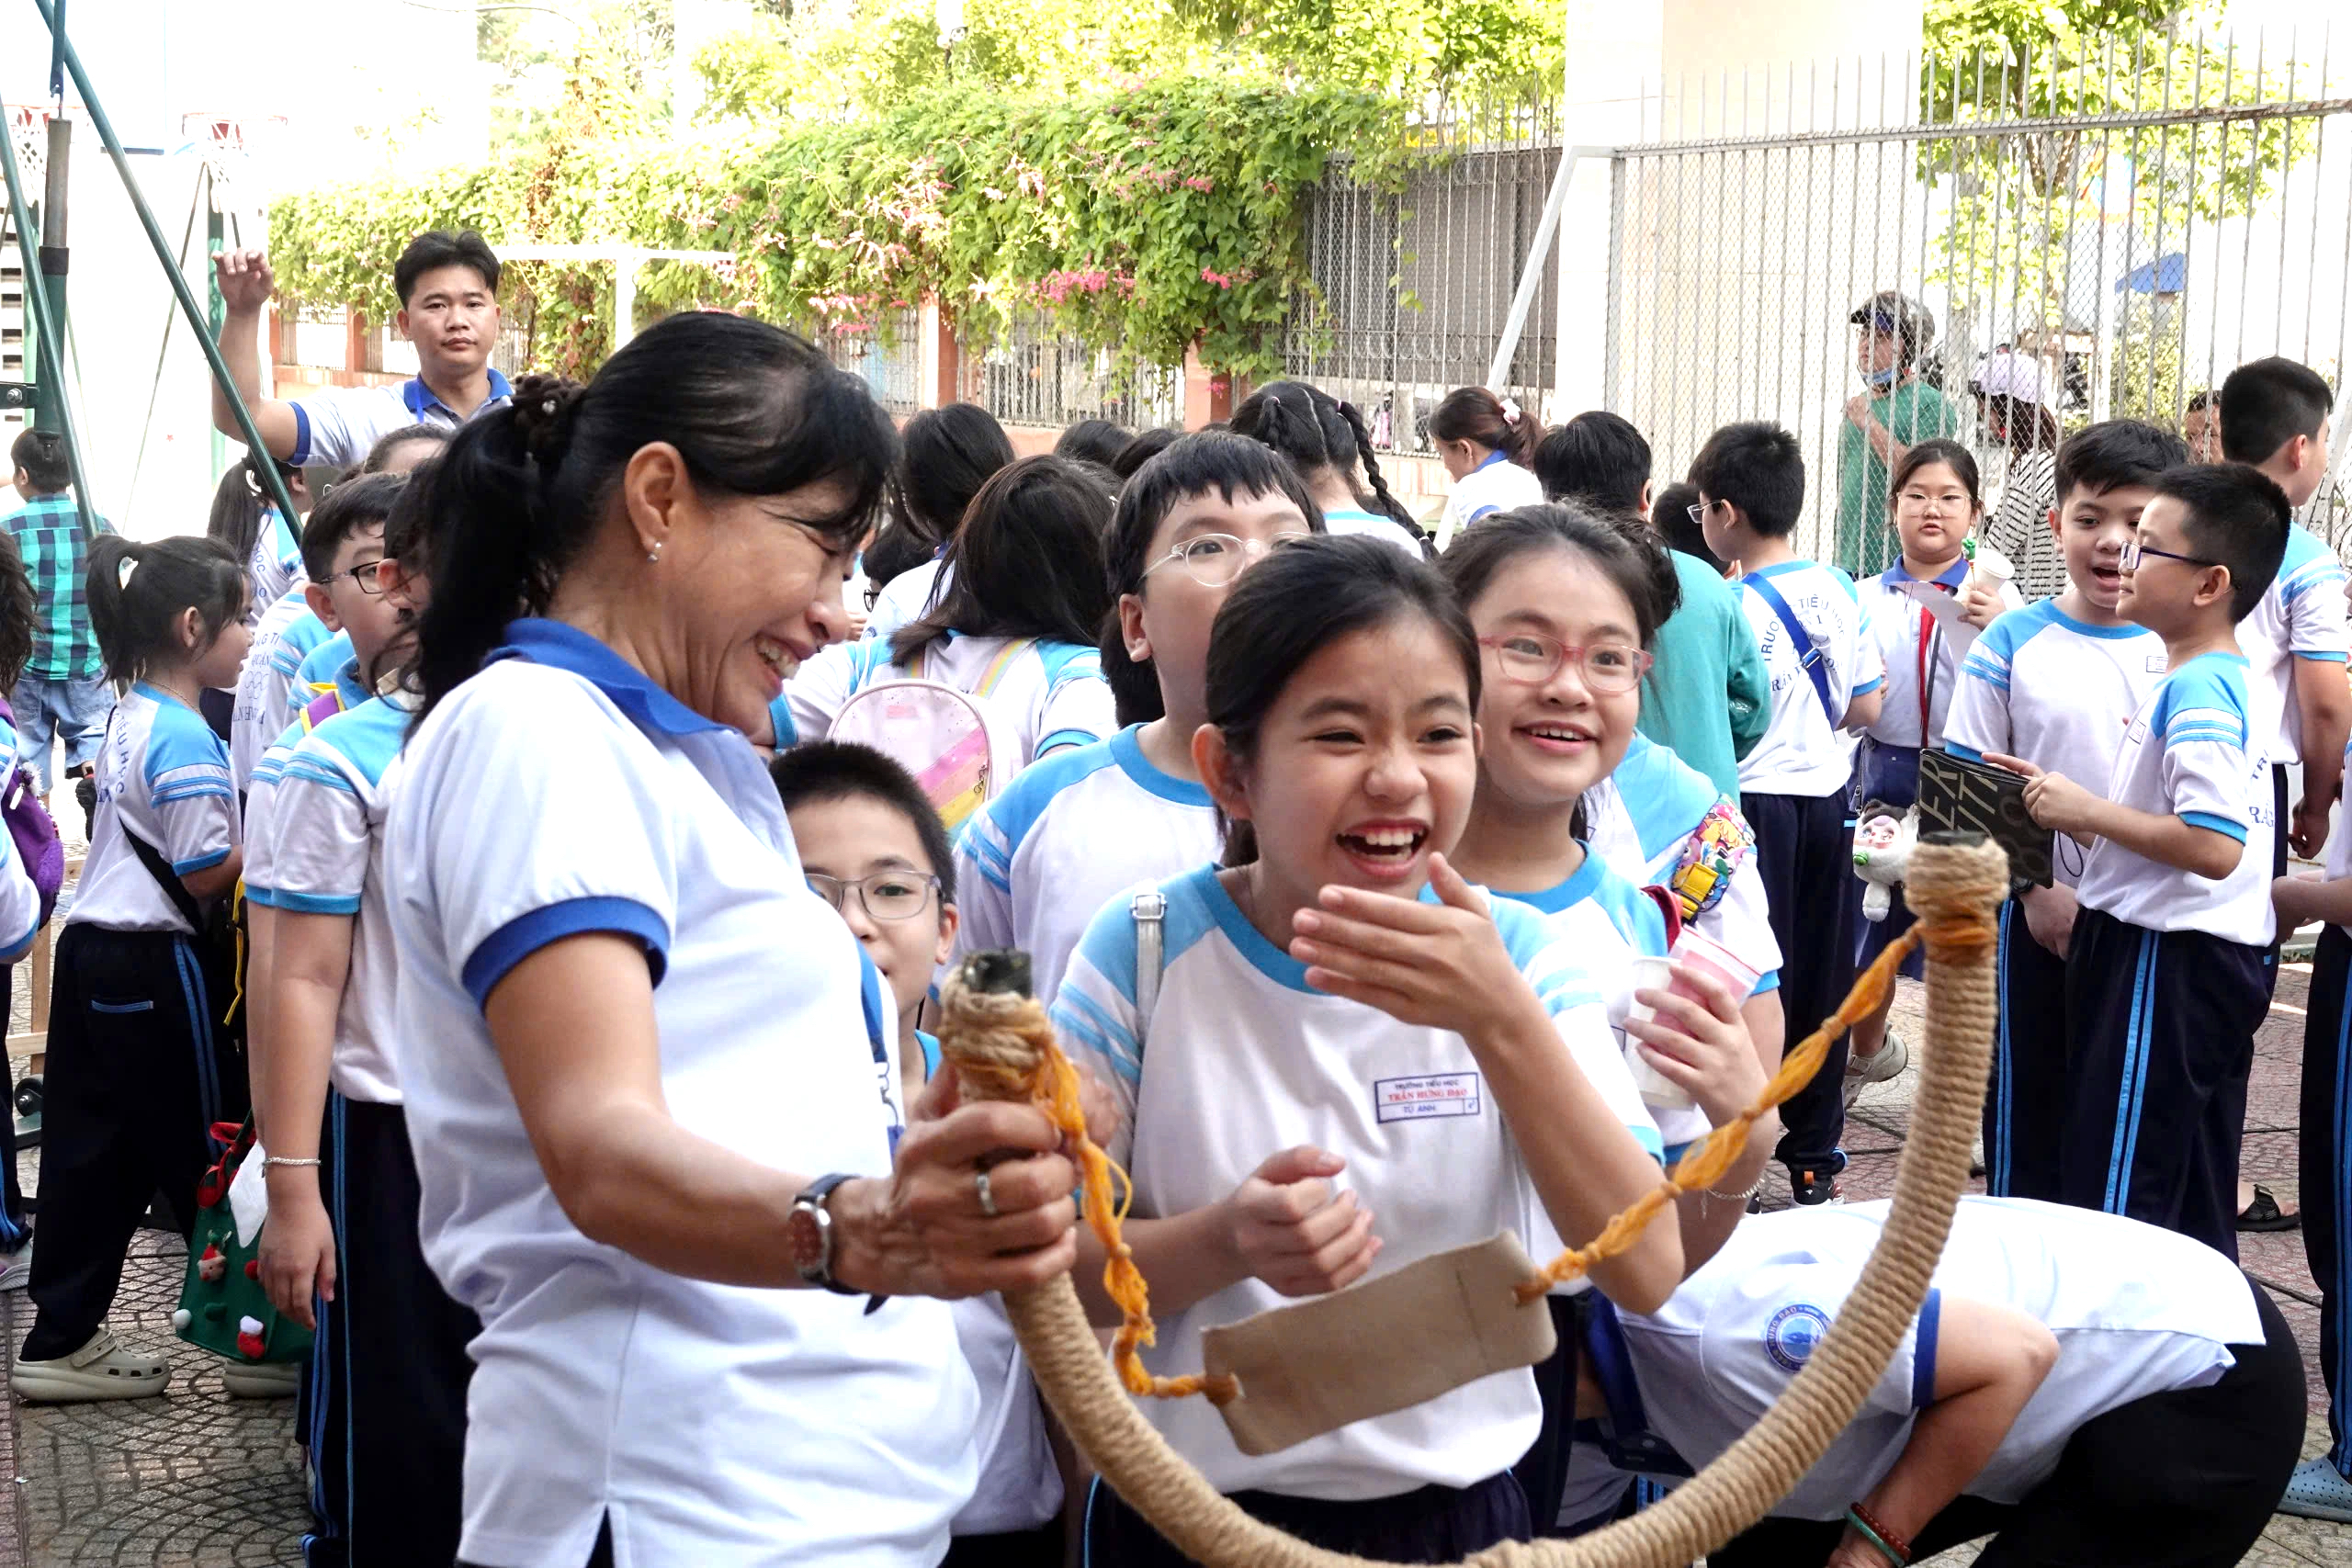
181, 111, 286, 228
5, 104, 55, 191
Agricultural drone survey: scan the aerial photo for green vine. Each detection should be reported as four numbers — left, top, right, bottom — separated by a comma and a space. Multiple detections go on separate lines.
267, 77, 1414, 379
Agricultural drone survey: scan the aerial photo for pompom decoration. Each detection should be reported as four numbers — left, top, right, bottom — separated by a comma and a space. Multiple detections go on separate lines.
171, 1308, 192, 1333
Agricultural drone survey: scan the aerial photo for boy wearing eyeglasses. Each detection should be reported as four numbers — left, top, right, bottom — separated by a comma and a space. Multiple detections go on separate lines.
1990, 465, 2290, 1257
1944, 421, 2181, 1203
777, 739, 1083, 1568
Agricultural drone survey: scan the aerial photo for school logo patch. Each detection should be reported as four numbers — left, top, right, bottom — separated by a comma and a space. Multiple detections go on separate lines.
1765, 1303, 1831, 1372
1374, 1073, 1484, 1123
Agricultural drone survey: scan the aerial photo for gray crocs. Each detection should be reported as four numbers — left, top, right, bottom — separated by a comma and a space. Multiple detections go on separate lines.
2279, 1457, 2352, 1523
9, 1325, 170, 1403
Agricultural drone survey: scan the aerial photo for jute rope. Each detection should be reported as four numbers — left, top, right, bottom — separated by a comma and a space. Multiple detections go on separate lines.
937, 835, 2008, 1568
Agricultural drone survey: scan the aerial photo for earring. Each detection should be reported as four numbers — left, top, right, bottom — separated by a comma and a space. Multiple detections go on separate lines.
646, 542, 663, 563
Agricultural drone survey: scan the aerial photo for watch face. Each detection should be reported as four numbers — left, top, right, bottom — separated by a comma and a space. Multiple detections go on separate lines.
786, 1203, 825, 1278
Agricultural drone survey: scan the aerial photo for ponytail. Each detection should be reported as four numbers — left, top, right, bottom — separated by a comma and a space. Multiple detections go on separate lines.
415, 311, 899, 722
1430, 387, 1542, 468
1334, 397, 1426, 545
85, 534, 247, 691
1234, 380, 1428, 549
205, 457, 282, 567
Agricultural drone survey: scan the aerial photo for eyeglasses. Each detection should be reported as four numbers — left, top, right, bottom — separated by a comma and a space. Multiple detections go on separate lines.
2119, 538, 2219, 572
330, 558, 388, 596
1141, 531, 1313, 589
1685, 499, 1724, 530
806, 870, 942, 922
1478, 632, 1653, 694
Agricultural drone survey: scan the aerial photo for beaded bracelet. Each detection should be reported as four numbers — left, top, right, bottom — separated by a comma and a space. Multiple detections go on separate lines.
1845, 1503, 1912, 1568
261, 1156, 323, 1169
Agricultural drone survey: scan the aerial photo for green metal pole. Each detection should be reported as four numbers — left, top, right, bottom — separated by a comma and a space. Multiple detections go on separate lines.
32, 118, 66, 434
28, 0, 300, 527
207, 191, 224, 475
0, 107, 95, 535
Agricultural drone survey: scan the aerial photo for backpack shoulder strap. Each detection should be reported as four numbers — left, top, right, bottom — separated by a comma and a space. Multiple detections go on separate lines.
1130, 888, 1167, 1048
1741, 572, 1838, 720
973, 637, 1035, 699
121, 824, 208, 933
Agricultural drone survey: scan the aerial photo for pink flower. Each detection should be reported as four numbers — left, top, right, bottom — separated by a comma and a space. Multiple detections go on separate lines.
1183, 175, 1214, 193
1202, 267, 1234, 288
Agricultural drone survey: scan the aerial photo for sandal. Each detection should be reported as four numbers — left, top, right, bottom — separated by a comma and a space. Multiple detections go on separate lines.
8, 1325, 170, 1403
2280, 1457, 2352, 1522
2235, 1183, 2300, 1232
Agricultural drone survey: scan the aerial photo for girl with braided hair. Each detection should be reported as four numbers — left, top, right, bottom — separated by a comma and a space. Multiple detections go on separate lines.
1231, 380, 1430, 557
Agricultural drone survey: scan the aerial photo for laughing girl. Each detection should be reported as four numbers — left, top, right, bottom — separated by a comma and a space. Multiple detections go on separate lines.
1051, 534, 1675, 1564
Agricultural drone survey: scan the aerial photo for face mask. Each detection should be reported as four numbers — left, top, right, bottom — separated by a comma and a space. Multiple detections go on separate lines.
1865, 365, 1898, 391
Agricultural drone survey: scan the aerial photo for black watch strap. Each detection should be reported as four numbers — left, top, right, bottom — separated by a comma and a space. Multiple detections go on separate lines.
795, 1172, 864, 1296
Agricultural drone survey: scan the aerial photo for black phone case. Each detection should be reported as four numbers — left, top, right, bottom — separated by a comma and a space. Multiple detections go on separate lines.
1916, 749, 2053, 887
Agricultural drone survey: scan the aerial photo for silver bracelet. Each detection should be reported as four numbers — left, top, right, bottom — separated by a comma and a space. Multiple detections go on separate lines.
1705, 1170, 1766, 1203
261, 1156, 322, 1168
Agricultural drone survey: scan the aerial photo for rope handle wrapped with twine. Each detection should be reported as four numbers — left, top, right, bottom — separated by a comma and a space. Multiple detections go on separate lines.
937, 835, 2008, 1568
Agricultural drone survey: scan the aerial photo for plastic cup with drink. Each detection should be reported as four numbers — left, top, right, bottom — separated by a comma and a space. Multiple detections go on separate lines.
1623, 930, 1765, 1111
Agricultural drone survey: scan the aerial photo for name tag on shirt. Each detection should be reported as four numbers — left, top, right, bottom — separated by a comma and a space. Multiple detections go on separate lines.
2145, 652, 2169, 674
1375, 1073, 1484, 1123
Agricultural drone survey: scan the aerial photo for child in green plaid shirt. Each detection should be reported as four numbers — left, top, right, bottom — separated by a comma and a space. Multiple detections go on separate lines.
6, 429, 113, 819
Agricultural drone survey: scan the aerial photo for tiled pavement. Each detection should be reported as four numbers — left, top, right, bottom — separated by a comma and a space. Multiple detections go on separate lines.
0, 967, 2348, 1562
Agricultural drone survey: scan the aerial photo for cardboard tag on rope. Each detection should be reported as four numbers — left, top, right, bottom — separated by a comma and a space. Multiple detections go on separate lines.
1200, 1231, 1557, 1456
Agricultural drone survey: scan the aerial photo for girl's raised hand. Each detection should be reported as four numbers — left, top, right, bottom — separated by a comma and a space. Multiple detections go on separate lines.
1622, 960, 1768, 1127
1289, 853, 1532, 1042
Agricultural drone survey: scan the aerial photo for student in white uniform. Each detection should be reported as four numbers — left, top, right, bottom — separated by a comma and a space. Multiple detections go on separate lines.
2219, 356, 2347, 870
861, 403, 1016, 646
956, 434, 1322, 1004
1842, 440, 2020, 1085
246, 471, 477, 1563
1698, 421, 1885, 1206
207, 455, 312, 629
1230, 380, 1428, 556
1430, 386, 1544, 548
1582, 1199, 2302, 1568
1944, 421, 2179, 1200
1999, 466, 2288, 1258
0, 536, 51, 1287
9, 536, 252, 1402
226, 424, 448, 794
1437, 502, 1773, 1529
386, 315, 1083, 1568
1055, 535, 1677, 1562
775, 456, 1118, 769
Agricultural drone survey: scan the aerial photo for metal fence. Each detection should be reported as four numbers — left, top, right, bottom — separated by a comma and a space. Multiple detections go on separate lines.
820, 307, 925, 416
1284, 101, 1564, 456
1600, 30, 2352, 564
953, 308, 1183, 431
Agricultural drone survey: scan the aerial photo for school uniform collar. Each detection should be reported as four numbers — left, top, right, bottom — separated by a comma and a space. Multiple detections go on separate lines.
401, 367, 514, 421
488, 617, 729, 740
1193, 865, 1317, 993
1878, 557, 1971, 591
1474, 449, 1510, 473
1110, 726, 1213, 807
1487, 847, 1608, 916
2041, 601, 2149, 641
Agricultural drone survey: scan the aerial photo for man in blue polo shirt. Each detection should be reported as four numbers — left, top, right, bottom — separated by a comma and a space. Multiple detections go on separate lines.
210, 230, 513, 467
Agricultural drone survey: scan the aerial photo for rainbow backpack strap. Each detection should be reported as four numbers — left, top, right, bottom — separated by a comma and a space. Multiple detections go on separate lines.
1668, 797, 1754, 922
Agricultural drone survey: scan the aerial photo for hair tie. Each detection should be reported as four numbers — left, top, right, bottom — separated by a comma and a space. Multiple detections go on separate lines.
117, 554, 138, 591
1500, 397, 1523, 426
512, 374, 588, 467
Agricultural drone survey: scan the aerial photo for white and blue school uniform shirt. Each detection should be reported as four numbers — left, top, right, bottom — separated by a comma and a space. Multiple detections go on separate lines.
864, 558, 951, 646
1489, 852, 1713, 1161
1735, 560, 1885, 797
247, 693, 413, 1104
772, 631, 1116, 770
2235, 525, 2349, 766
384, 619, 973, 1568
247, 509, 304, 626
70, 685, 239, 933
1052, 863, 1659, 1500
231, 591, 331, 794
243, 660, 378, 921
1946, 600, 2167, 890
2074, 651, 2275, 948
956, 725, 1222, 1009
287, 368, 515, 470
0, 725, 45, 962
1605, 1197, 2260, 1519
1439, 451, 1543, 544
295, 628, 357, 697
1581, 734, 1783, 997
1856, 558, 2023, 752
1320, 504, 1425, 558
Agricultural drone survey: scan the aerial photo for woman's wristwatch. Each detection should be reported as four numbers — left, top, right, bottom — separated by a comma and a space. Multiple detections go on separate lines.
787, 1173, 864, 1295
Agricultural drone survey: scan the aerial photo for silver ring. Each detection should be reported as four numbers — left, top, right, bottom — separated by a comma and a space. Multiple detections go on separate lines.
976, 1169, 999, 1218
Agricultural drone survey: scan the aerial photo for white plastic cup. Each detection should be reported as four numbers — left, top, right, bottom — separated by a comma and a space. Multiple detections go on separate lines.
1624, 932, 1768, 1111
1965, 541, 2015, 601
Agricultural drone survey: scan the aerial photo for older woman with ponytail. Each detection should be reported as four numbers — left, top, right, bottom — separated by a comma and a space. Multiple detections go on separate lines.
1430, 385, 1545, 548
383, 311, 1080, 1568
